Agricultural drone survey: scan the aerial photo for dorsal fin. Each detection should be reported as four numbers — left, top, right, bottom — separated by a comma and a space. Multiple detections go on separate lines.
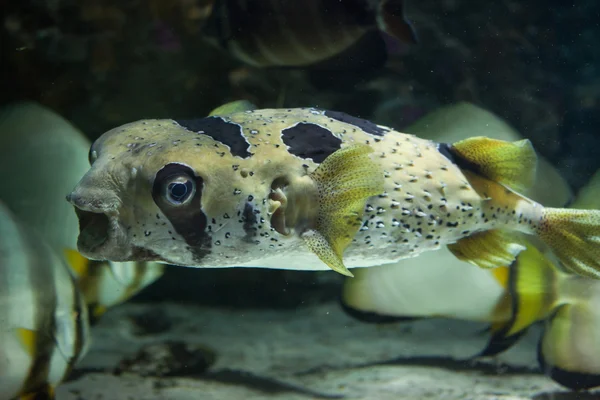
208, 100, 257, 116
443, 137, 537, 192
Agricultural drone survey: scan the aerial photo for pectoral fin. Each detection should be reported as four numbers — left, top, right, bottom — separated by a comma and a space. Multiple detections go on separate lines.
305, 144, 384, 276
447, 230, 526, 269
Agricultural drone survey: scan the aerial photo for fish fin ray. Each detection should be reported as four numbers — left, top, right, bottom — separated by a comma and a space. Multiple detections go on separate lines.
537, 208, 600, 279
447, 230, 526, 270
305, 144, 384, 276
448, 136, 537, 192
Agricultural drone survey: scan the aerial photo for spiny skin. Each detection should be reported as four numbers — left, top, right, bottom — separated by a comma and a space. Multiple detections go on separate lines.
69, 108, 543, 271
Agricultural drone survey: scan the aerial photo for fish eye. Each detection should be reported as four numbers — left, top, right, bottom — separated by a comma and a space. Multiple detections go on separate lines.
88, 147, 98, 166
153, 163, 201, 208
164, 175, 195, 205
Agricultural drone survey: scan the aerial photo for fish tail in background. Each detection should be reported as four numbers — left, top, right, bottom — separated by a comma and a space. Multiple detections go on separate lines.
536, 166, 600, 390
538, 279, 600, 390
535, 208, 600, 279
376, 0, 418, 44
478, 243, 560, 357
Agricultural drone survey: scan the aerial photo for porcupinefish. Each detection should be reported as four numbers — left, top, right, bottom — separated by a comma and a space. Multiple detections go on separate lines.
0, 102, 164, 321
201, 0, 417, 68
0, 201, 90, 400
342, 167, 600, 390
67, 101, 600, 279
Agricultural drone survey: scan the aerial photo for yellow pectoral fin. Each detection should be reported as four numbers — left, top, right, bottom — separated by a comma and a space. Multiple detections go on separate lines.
63, 248, 90, 278
208, 100, 257, 116
447, 230, 526, 270
303, 230, 353, 277
306, 144, 384, 276
449, 136, 537, 192
15, 327, 37, 356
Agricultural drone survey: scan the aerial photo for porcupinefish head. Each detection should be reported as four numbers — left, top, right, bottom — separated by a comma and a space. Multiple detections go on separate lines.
67, 113, 381, 273
67, 118, 284, 266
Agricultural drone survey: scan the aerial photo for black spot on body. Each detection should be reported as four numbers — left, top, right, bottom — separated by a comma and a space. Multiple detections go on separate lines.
152, 164, 211, 262
174, 117, 251, 158
281, 123, 341, 163
324, 110, 387, 136
242, 202, 258, 240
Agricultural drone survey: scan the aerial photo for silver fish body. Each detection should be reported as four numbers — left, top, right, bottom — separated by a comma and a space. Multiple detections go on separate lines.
0, 102, 165, 318
0, 201, 90, 399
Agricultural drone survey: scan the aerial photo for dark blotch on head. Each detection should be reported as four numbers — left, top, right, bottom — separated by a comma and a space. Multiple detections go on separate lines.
324, 110, 387, 136
281, 123, 341, 163
152, 163, 211, 262
175, 117, 250, 158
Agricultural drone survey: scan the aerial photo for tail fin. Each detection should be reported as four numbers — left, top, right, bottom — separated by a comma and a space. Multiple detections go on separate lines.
539, 298, 600, 390
536, 208, 600, 279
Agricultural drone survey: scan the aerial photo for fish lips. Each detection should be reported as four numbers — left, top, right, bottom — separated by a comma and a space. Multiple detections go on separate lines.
74, 207, 131, 261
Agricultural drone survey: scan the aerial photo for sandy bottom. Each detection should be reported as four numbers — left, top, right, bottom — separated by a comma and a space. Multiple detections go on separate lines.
57, 302, 598, 400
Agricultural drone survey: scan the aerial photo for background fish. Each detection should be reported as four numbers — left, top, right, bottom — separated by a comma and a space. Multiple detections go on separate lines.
68, 103, 600, 281
0, 201, 90, 400
0, 102, 164, 319
342, 171, 600, 390
201, 0, 417, 68
340, 104, 600, 390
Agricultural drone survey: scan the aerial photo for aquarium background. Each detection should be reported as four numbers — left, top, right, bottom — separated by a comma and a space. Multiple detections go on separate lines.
1, 0, 600, 399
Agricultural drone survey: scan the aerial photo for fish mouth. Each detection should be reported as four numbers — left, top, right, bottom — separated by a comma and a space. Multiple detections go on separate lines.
75, 208, 112, 258
74, 208, 165, 263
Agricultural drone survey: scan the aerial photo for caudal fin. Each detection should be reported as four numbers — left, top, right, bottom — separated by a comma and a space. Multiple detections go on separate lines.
536, 208, 600, 279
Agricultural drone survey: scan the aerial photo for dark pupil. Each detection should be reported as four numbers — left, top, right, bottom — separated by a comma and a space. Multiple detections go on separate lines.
168, 181, 189, 201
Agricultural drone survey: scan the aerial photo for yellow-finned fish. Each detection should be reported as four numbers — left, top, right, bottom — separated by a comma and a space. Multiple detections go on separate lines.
0, 201, 90, 400
340, 106, 600, 390
0, 102, 164, 319
201, 0, 417, 68
67, 101, 600, 280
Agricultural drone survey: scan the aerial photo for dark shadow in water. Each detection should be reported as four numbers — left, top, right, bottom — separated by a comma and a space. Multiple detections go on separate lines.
532, 392, 600, 400
198, 369, 344, 399
296, 355, 539, 377
67, 367, 343, 399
